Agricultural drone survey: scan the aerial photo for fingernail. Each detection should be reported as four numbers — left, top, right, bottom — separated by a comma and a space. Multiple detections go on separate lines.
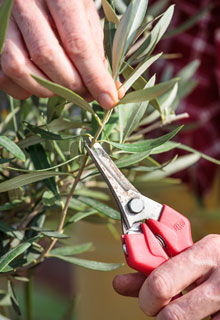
97, 93, 118, 109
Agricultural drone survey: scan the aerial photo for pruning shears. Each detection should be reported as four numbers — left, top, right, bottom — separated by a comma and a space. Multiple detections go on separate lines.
85, 141, 193, 276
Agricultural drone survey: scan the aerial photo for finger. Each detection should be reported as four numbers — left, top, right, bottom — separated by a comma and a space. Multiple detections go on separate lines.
13, 0, 87, 96
46, 0, 118, 109
1, 19, 53, 97
84, 0, 105, 61
156, 267, 220, 320
0, 70, 31, 100
139, 235, 220, 316
113, 273, 146, 297
116, 81, 125, 100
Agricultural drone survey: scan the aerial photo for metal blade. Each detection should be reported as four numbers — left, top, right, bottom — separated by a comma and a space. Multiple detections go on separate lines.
85, 141, 162, 233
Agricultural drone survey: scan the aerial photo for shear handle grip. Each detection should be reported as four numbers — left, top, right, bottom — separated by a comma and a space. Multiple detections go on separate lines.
147, 204, 193, 257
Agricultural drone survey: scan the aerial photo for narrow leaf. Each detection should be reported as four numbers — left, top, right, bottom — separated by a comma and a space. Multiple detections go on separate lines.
47, 96, 66, 123
77, 196, 120, 220
50, 243, 93, 256
65, 210, 98, 227
0, 136, 25, 161
25, 123, 76, 140
115, 150, 151, 168
0, 171, 69, 193
52, 255, 122, 271
123, 53, 162, 92
105, 126, 182, 152
119, 75, 156, 142
112, 0, 148, 77
32, 75, 97, 117
0, 0, 14, 54
119, 78, 179, 104
0, 242, 31, 272
28, 144, 60, 199
102, 0, 119, 25
127, 5, 174, 64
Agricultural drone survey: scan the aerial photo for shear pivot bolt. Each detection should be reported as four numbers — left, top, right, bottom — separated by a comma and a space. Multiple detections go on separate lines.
128, 198, 144, 214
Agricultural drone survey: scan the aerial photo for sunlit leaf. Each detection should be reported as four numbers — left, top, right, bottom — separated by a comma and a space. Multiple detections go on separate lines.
119, 74, 156, 142
137, 154, 200, 181
102, 0, 119, 25
123, 53, 162, 92
0, 136, 25, 161
0, 171, 70, 193
119, 78, 179, 104
112, 0, 148, 78
0, 0, 14, 54
115, 150, 151, 168
32, 75, 99, 119
127, 5, 174, 64
105, 126, 182, 152
51, 255, 122, 271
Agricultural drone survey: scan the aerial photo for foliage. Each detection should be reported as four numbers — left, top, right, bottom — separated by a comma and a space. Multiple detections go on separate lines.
0, 0, 218, 317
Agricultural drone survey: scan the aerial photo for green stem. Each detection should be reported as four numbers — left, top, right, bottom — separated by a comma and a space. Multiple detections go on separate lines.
25, 274, 33, 320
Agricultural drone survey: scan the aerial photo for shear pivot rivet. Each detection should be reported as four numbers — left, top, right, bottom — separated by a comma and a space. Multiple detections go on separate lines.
128, 198, 144, 214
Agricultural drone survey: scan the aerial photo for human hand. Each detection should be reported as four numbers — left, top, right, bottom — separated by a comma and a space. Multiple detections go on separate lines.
0, 0, 119, 108
113, 235, 220, 320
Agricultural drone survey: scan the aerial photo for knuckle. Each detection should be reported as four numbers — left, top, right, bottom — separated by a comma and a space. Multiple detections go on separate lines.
159, 305, 187, 320
147, 271, 172, 300
30, 44, 55, 67
65, 33, 88, 58
203, 234, 220, 247
1, 51, 24, 79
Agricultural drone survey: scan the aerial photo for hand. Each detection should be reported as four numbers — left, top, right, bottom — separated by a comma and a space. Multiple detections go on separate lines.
113, 235, 220, 320
0, 0, 119, 109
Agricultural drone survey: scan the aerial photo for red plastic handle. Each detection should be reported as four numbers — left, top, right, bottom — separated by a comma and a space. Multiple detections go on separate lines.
122, 205, 193, 276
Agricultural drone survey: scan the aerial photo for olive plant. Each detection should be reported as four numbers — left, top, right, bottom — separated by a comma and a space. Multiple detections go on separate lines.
0, 0, 218, 318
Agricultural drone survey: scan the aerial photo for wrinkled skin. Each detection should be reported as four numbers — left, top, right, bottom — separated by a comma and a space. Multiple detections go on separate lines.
0, 0, 120, 108
113, 235, 220, 320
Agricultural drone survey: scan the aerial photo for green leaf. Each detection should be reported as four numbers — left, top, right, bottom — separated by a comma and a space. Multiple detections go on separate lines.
77, 196, 120, 220
119, 75, 156, 142
51, 255, 122, 271
104, 126, 182, 152
0, 242, 31, 272
28, 144, 60, 199
119, 78, 179, 104
65, 210, 98, 227
0, 221, 23, 240
0, 171, 69, 193
123, 53, 162, 92
42, 190, 58, 207
127, 5, 174, 64
32, 75, 99, 119
104, 20, 116, 65
115, 150, 151, 168
47, 96, 66, 123
46, 118, 87, 132
102, 0, 119, 25
74, 188, 110, 201
0, 0, 14, 54
25, 122, 76, 140
112, 0, 148, 78
0, 136, 26, 161
30, 228, 69, 239
138, 154, 200, 181
8, 280, 21, 316
50, 243, 93, 256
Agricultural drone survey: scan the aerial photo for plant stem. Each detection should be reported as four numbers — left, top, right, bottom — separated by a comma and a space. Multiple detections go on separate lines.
25, 274, 33, 320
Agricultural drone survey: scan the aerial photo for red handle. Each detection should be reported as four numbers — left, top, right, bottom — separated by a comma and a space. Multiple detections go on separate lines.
122, 205, 193, 276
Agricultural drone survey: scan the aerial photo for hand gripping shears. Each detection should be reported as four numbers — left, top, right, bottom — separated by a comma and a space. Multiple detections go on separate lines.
85, 141, 193, 276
